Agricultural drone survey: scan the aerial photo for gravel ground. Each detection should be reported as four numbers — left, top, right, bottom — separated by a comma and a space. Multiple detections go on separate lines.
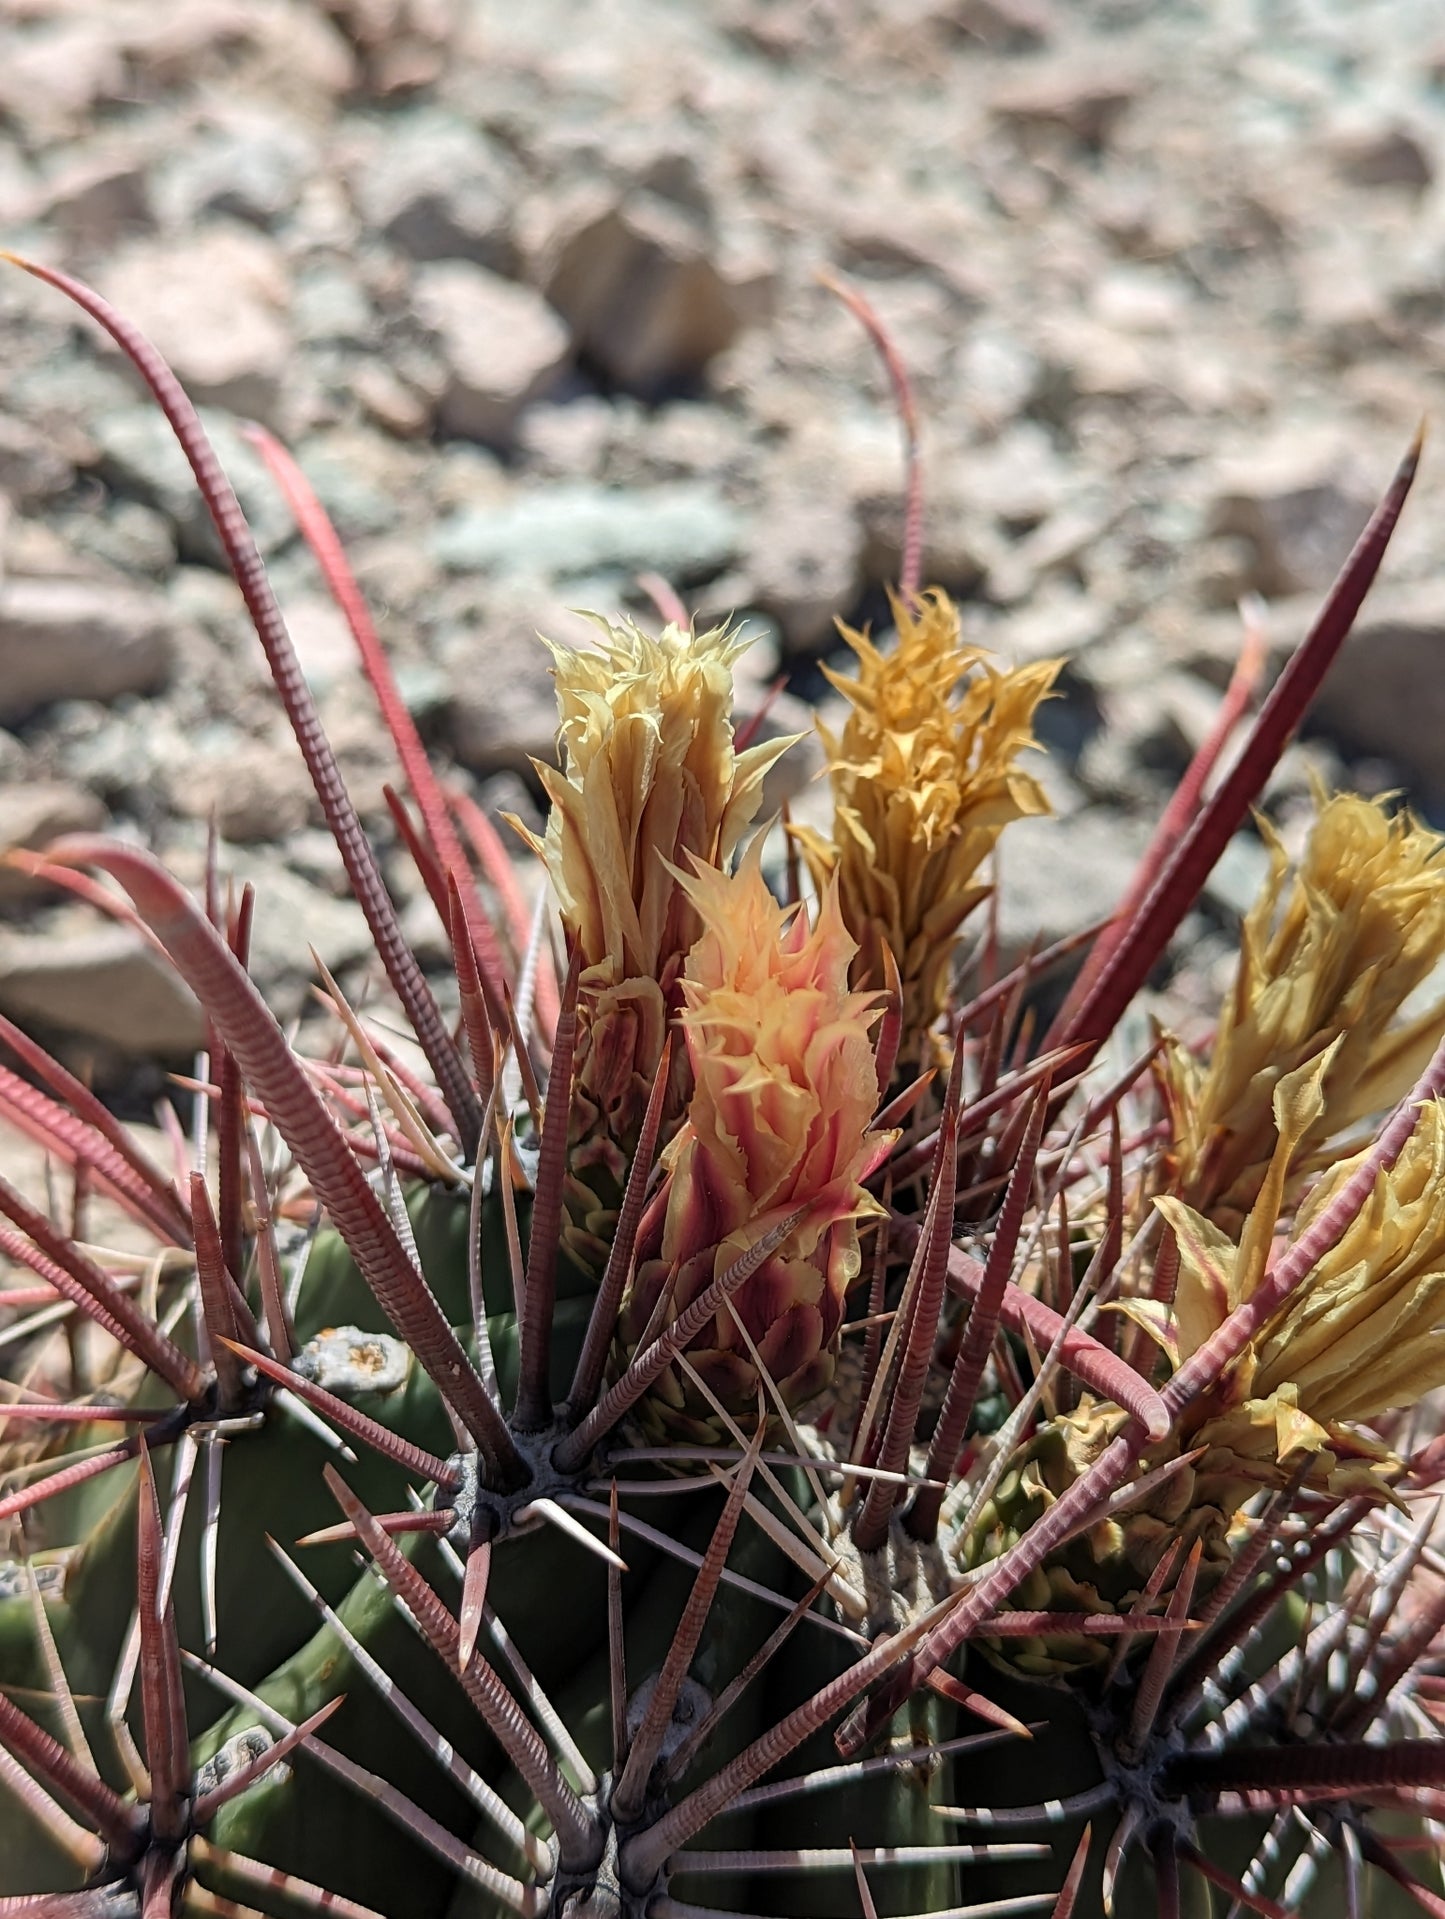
1, 0, 1444, 1097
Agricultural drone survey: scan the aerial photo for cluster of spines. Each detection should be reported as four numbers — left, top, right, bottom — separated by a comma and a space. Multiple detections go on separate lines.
0, 253, 1438, 1919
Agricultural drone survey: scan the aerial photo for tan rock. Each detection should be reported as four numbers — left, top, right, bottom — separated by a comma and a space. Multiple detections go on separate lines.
0, 783, 106, 902
0, 575, 176, 723
97, 227, 293, 426
413, 263, 570, 447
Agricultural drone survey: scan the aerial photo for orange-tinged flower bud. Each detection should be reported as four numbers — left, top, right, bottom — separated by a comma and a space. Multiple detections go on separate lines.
513, 618, 795, 1269
621, 846, 894, 1436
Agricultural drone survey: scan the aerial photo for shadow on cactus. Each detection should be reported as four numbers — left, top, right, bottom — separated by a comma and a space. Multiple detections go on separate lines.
0, 252, 1441, 1919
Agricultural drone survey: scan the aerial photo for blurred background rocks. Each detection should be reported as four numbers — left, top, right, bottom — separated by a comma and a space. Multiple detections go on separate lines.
1, 0, 1443, 1090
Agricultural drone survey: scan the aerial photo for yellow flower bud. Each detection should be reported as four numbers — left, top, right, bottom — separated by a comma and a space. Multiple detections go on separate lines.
791, 588, 1059, 1065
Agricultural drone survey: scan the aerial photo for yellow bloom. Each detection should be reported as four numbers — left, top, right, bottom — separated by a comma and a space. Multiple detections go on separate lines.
1228, 1096, 1445, 1426
1163, 792, 1445, 1227
791, 589, 1059, 1064
970, 1049, 1445, 1671
1151, 1051, 1445, 1511
515, 618, 794, 1266
620, 846, 893, 1436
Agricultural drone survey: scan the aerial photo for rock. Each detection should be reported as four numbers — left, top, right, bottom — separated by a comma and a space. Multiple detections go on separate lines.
1328, 120, 1434, 191
857, 460, 990, 599
987, 581, 1106, 666
36, 148, 154, 246
1306, 586, 1445, 802
938, 0, 1055, 47
0, 20, 126, 137
992, 61, 1140, 148
157, 108, 317, 230
284, 431, 423, 541
746, 481, 863, 652
283, 595, 360, 696
0, 575, 176, 723
323, 0, 464, 96
0, 783, 107, 902
1297, 235, 1400, 362
1204, 830, 1273, 924
88, 406, 295, 566
218, 857, 377, 1019
0, 417, 74, 507
168, 738, 313, 843
1204, 432, 1377, 598
1078, 668, 1223, 800
988, 499, 1118, 607
412, 263, 570, 447
996, 807, 1150, 965
120, 0, 355, 100
0, 1121, 167, 1258
430, 481, 739, 584
440, 595, 592, 776
541, 192, 771, 394
353, 361, 433, 438
354, 109, 516, 269
290, 266, 376, 347
53, 498, 178, 582
956, 330, 1044, 431
113, 0, 255, 84
95, 227, 293, 426
0, 917, 205, 1059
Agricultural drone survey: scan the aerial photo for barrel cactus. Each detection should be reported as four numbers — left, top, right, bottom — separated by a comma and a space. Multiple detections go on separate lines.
0, 254, 1442, 1919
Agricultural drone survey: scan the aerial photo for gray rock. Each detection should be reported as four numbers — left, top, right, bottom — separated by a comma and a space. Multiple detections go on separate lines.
281, 594, 359, 696
1307, 585, 1445, 801
285, 431, 425, 540
955, 422, 1072, 534
996, 807, 1150, 964
1328, 120, 1434, 191
0, 417, 74, 507
36, 148, 154, 245
988, 499, 1118, 607
157, 109, 316, 230
325, 0, 463, 97
95, 227, 293, 427
1204, 830, 1273, 925
51, 499, 178, 582
746, 482, 863, 652
0, 782, 107, 902
440, 595, 592, 776
89, 406, 295, 566
991, 60, 1140, 147
939, 0, 1055, 47
0, 918, 205, 1058
167, 738, 313, 843
120, 1, 355, 101
430, 481, 739, 584
1077, 668, 1224, 800
0, 575, 176, 723
222, 858, 375, 1018
1205, 433, 1377, 598
291, 266, 376, 347
355, 109, 516, 269
541, 191, 771, 394
412, 262, 570, 447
